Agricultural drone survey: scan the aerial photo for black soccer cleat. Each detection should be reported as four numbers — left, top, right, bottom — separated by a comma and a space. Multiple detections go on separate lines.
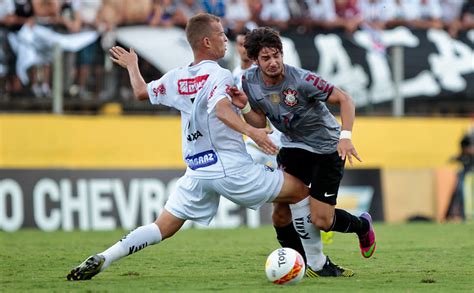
305, 256, 354, 277
67, 254, 105, 281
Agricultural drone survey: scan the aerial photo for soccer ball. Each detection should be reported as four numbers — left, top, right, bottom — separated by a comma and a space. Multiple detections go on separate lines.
265, 247, 305, 285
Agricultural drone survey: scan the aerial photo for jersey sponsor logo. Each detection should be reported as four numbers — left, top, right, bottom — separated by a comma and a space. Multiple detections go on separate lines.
178, 74, 209, 95
269, 93, 280, 103
263, 165, 275, 172
187, 130, 203, 142
152, 84, 166, 96
305, 74, 334, 94
185, 150, 218, 170
294, 216, 310, 239
128, 242, 148, 255
323, 192, 336, 197
282, 88, 298, 106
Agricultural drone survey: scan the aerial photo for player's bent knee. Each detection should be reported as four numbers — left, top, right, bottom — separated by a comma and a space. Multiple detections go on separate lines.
311, 214, 332, 232
279, 172, 309, 204
272, 203, 292, 226
154, 211, 186, 240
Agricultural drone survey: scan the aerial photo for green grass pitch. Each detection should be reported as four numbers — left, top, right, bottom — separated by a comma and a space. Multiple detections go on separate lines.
1, 223, 473, 292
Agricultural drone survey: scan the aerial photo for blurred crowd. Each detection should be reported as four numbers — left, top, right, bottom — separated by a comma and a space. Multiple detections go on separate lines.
0, 0, 473, 102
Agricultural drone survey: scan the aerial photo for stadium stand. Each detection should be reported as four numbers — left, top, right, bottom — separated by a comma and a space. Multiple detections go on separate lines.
0, 0, 472, 116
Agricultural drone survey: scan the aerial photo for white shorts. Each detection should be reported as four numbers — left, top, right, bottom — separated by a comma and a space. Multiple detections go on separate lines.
164, 163, 284, 226
246, 143, 278, 170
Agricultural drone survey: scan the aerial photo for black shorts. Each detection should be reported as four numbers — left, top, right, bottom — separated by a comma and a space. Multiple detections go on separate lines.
277, 147, 345, 205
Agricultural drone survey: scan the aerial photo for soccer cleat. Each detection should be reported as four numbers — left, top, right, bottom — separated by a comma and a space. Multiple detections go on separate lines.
305, 256, 354, 277
67, 254, 105, 281
359, 212, 376, 258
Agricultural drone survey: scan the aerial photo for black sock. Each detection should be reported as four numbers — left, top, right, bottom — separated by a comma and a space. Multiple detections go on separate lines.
274, 223, 307, 263
330, 209, 369, 236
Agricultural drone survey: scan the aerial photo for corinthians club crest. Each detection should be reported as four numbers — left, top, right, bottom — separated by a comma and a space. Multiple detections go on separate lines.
282, 88, 298, 106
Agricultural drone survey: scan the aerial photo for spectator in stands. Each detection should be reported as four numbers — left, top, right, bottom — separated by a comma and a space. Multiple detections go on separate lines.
176, 0, 204, 28
149, 0, 183, 27
358, 0, 391, 54
32, 0, 60, 25
54, 0, 82, 99
8, 0, 35, 31
122, 0, 153, 25
411, 0, 444, 29
154, 2, 173, 28
286, 0, 309, 30
97, 0, 121, 32
0, 0, 15, 98
439, 0, 464, 37
359, 0, 392, 30
402, 0, 443, 29
116, 0, 155, 100
5, 0, 35, 96
56, 0, 81, 33
385, 0, 414, 28
74, 0, 102, 99
304, 0, 342, 30
247, 0, 263, 28
334, 0, 364, 33
460, 0, 474, 30
28, 0, 61, 98
259, 0, 291, 31
93, 0, 121, 100
225, 0, 252, 34
201, 0, 226, 18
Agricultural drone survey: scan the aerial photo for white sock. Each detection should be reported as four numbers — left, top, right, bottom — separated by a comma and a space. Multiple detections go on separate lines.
289, 197, 326, 271
99, 223, 162, 271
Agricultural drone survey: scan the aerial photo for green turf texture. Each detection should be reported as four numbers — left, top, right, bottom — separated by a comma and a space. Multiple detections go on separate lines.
1, 223, 473, 292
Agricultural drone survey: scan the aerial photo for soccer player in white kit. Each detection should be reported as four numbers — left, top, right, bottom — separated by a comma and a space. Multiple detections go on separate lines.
67, 13, 329, 281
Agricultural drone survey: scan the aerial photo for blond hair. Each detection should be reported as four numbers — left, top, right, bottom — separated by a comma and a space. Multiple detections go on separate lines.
185, 13, 221, 50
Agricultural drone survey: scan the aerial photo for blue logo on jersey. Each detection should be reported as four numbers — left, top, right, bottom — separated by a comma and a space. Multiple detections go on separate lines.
185, 150, 218, 170
264, 165, 275, 172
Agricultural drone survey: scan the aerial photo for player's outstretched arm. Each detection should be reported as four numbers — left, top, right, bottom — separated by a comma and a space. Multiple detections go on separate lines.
226, 86, 266, 128
327, 87, 362, 166
215, 98, 278, 155
109, 46, 148, 101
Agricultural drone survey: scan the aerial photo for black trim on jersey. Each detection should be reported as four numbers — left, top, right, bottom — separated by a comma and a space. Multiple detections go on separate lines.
324, 86, 334, 102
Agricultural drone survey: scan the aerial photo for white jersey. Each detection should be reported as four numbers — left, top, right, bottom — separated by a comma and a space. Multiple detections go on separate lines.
147, 60, 253, 179
232, 66, 245, 91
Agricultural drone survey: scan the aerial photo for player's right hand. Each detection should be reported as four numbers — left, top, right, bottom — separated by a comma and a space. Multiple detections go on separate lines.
109, 46, 138, 69
226, 86, 248, 110
249, 127, 278, 155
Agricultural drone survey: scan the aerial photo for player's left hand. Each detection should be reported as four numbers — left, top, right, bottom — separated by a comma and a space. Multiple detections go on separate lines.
109, 46, 138, 69
337, 139, 362, 166
249, 127, 278, 155
226, 86, 248, 110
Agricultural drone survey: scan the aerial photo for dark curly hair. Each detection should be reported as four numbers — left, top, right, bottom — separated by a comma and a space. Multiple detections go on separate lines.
244, 27, 283, 60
